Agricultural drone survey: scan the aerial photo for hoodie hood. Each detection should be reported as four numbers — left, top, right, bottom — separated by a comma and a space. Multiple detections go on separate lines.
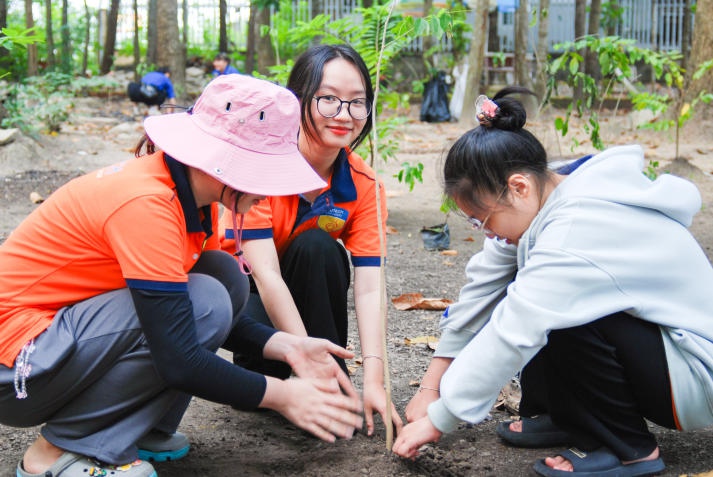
554, 145, 701, 226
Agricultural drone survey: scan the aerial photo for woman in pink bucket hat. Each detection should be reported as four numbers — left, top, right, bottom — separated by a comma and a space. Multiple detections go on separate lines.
0, 75, 363, 477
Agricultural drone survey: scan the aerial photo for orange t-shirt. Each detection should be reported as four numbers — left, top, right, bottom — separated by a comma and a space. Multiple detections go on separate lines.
0, 152, 219, 366
220, 149, 387, 266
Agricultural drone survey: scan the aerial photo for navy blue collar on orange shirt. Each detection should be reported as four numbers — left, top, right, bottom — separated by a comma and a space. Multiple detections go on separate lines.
330, 149, 358, 203
164, 154, 214, 237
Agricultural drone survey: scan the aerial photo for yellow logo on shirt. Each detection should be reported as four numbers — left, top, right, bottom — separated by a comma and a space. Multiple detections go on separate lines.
317, 207, 348, 232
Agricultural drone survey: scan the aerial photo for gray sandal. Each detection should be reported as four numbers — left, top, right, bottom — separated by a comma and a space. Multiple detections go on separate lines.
17, 452, 157, 477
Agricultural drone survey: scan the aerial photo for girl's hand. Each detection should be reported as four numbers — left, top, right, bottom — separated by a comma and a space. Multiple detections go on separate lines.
392, 416, 442, 459
285, 336, 358, 398
264, 332, 358, 398
404, 386, 439, 423
362, 380, 404, 436
263, 377, 363, 443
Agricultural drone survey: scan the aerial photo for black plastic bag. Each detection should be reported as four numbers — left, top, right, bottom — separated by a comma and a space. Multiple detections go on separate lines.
420, 71, 451, 123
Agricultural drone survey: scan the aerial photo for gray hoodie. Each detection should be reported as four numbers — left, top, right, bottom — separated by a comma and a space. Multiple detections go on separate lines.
428, 144, 713, 433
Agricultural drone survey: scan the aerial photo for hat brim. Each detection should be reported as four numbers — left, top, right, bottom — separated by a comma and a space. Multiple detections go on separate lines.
144, 113, 326, 196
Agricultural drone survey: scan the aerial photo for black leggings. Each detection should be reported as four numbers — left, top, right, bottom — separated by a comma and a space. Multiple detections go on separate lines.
519, 312, 676, 461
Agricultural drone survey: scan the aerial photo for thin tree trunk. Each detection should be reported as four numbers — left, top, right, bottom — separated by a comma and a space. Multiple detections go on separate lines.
219, 0, 228, 53
182, 0, 188, 46
0, 0, 7, 61
533, 0, 549, 101
461, 0, 488, 126
681, 0, 693, 72
25, 0, 38, 76
514, 0, 531, 88
60, 0, 71, 73
422, 0, 434, 70
133, 0, 140, 81
256, 6, 274, 74
82, 0, 89, 75
45, 0, 56, 69
147, 0, 157, 66
99, 0, 119, 74
573, 0, 586, 102
245, 2, 256, 74
585, 0, 601, 79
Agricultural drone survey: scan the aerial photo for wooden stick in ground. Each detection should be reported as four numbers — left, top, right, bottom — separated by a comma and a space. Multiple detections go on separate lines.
370, 0, 398, 451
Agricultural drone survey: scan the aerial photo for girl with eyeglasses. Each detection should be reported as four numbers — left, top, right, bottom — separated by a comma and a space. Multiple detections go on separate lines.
393, 87, 713, 477
220, 44, 403, 437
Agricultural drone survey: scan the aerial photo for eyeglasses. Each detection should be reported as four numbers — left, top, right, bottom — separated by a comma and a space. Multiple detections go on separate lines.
466, 186, 508, 232
313, 95, 371, 120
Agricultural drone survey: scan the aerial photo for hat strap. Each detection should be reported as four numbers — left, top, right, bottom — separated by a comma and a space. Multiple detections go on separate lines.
231, 201, 252, 276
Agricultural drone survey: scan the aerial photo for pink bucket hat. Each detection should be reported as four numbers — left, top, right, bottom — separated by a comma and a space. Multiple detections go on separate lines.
143, 75, 326, 196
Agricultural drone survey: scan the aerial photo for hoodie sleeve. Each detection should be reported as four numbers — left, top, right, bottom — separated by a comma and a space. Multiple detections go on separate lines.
435, 238, 518, 358
428, 244, 636, 433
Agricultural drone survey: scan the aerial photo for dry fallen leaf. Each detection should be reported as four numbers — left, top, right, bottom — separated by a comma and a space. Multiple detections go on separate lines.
346, 365, 358, 376
440, 249, 458, 256
494, 379, 522, 415
404, 335, 440, 350
386, 225, 399, 235
463, 236, 475, 242
392, 292, 453, 311
29, 192, 44, 204
409, 380, 420, 387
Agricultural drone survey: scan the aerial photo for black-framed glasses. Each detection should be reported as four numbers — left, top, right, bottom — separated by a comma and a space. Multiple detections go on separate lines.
313, 95, 371, 120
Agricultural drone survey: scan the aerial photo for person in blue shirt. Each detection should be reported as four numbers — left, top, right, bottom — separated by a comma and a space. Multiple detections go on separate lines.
212, 52, 241, 76
127, 67, 177, 114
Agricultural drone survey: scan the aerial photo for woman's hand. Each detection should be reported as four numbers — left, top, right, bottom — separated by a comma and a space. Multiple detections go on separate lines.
362, 379, 404, 436
392, 416, 442, 460
264, 332, 358, 397
404, 386, 439, 423
261, 376, 363, 442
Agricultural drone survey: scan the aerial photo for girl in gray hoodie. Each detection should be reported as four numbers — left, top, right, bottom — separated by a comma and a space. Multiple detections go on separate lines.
392, 88, 713, 477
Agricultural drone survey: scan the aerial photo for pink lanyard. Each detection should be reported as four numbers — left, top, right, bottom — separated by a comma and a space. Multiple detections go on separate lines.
231, 199, 252, 275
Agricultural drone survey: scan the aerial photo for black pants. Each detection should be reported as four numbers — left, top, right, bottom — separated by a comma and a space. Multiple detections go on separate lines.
224, 229, 351, 378
519, 312, 677, 461
127, 82, 167, 107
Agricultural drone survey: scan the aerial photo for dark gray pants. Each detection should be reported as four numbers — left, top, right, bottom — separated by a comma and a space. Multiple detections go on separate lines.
0, 250, 248, 464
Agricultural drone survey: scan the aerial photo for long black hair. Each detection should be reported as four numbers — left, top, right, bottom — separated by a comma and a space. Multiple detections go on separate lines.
443, 87, 548, 212
287, 44, 374, 151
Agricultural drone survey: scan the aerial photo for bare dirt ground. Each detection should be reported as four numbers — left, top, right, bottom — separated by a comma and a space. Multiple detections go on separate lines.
1, 94, 713, 477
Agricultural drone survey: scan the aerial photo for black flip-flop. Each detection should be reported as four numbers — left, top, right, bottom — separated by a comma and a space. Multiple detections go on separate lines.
496, 414, 571, 448
532, 447, 665, 477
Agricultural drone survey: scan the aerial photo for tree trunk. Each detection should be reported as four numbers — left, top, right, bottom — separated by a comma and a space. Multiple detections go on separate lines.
245, 1, 256, 74
422, 0, 434, 70
82, 0, 89, 75
514, 0, 531, 89
585, 0, 601, 79
45, 0, 56, 70
683, 0, 713, 111
533, 0, 549, 101
573, 0, 586, 101
25, 0, 38, 76
132, 0, 140, 81
60, 0, 70, 73
681, 0, 693, 72
487, 8, 499, 52
219, 0, 228, 53
147, 0, 157, 67
256, 6, 274, 75
99, 0, 119, 75
461, 0, 489, 126
0, 0, 7, 61
157, 0, 185, 100
182, 0, 188, 46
